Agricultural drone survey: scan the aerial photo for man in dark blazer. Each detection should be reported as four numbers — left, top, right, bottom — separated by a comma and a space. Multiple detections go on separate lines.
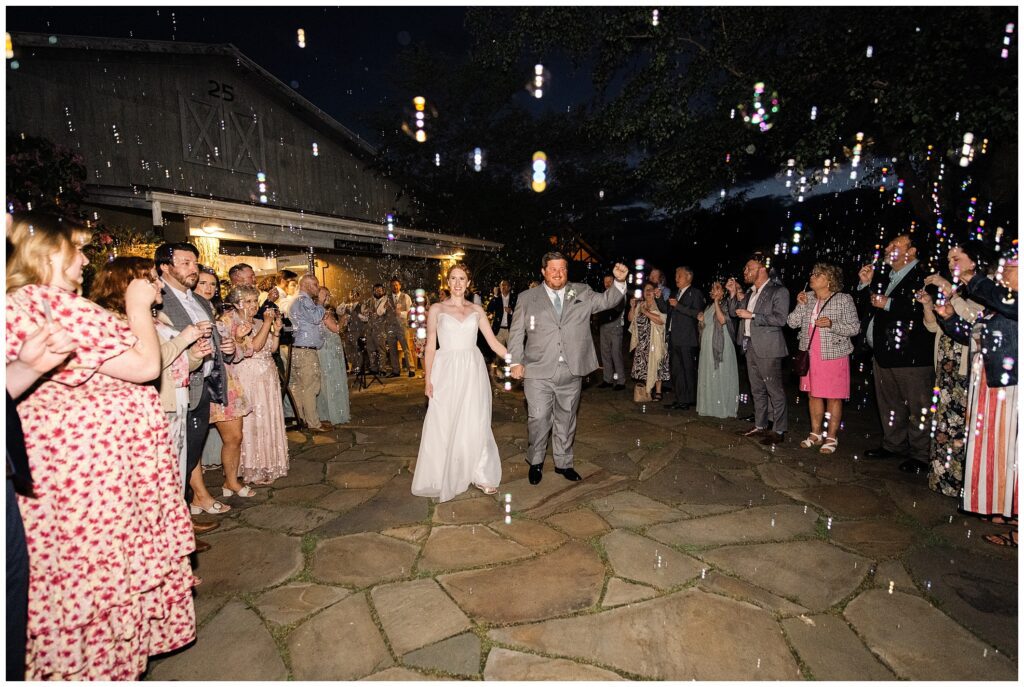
664, 266, 705, 409
155, 242, 236, 543
727, 254, 791, 445
853, 233, 934, 473
486, 280, 517, 343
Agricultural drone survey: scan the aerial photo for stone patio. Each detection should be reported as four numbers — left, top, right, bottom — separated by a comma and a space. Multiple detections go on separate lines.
146, 371, 1018, 681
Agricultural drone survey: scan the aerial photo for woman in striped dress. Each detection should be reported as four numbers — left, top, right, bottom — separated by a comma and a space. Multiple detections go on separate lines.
936, 246, 1018, 546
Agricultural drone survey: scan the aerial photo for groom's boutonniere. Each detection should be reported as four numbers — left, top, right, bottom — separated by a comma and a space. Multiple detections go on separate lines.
566, 288, 578, 302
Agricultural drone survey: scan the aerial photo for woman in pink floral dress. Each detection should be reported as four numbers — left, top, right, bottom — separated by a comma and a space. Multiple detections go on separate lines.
5, 215, 195, 680
225, 286, 290, 484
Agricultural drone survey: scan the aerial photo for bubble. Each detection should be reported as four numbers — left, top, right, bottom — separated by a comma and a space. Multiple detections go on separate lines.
297, 28, 306, 49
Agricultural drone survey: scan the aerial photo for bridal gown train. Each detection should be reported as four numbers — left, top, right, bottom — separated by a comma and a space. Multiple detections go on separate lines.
412, 311, 501, 502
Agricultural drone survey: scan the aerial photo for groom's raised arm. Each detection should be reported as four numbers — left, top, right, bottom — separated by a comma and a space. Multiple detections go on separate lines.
590, 263, 628, 314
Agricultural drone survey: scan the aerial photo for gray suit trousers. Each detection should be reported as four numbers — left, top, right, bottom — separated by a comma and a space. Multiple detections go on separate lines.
524, 361, 582, 468
747, 352, 788, 433
599, 323, 625, 383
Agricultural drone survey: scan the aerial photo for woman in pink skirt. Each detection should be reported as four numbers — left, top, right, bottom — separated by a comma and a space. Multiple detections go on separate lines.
787, 263, 861, 454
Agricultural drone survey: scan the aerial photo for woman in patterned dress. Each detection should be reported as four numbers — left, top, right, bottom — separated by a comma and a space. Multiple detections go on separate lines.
628, 282, 670, 400
205, 303, 255, 501
5, 214, 195, 680
916, 242, 988, 497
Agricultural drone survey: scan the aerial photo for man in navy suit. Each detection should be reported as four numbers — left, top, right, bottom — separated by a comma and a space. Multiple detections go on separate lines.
486, 279, 517, 347
665, 266, 705, 410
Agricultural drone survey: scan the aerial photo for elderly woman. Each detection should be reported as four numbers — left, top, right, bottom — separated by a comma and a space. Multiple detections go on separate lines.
628, 282, 670, 401
787, 262, 860, 454
915, 240, 989, 497
316, 286, 351, 426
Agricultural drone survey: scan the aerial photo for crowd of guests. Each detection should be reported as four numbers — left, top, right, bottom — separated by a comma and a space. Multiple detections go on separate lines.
5, 210, 1017, 680
4, 214, 360, 679
587, 234, 1017, 547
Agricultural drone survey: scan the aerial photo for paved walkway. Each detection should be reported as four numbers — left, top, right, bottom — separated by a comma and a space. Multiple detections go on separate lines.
147, 372, 1018, 681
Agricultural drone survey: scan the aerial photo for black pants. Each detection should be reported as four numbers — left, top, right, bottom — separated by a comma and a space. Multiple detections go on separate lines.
670, 344, 699, 405
7, 478, 28, 681
184, 383, 211, 505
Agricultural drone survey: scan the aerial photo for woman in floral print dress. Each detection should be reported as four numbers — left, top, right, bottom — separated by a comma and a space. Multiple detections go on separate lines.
5, 215, 195, 680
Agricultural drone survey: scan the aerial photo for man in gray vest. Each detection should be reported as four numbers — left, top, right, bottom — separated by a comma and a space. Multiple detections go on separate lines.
508, 253, 628, 484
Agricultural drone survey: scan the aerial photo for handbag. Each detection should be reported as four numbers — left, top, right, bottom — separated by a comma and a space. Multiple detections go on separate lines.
633, 383, 652, 403
792, 293, 836, 377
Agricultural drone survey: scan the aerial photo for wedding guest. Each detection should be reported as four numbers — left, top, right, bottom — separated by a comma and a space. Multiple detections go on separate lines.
787, 263, 860, 454
205, 302, 254, 499
696, 281, 738, 418
195, 264, 222, 308
91, 257, 207, 493
289, 274, 329, 431
390, 278, 417, 377
665, 266, 705, 410
936, 244, 1018, 546
225, 286, 290, 484
727, 253, 791, 445
596, 275, 626, 389
228, 262, 256, 287
628, 282, 670, 401
916, 241, 988, 497
6, 296, 77, 682
156, 242, 239, 539
487, 279, 517, 348
366, 283, 393, 374
854, 233, 934, 472
316, 287, 351, 426
649, 267, 672, 301
7, 214, 194, 679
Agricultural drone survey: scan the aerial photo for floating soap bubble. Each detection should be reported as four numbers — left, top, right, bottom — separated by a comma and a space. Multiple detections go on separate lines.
297, 28, 306, 48
736, 81, 779, 132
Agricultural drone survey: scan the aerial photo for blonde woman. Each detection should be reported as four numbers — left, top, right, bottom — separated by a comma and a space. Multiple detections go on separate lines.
6, 214, 194, 679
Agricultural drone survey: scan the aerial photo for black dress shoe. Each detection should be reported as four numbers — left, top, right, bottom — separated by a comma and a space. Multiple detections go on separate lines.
528, 464, 543, 485
735, 426, 766, 438
598, 381, 612, 389
554, 467, 583, 481
663, 402, 681, 409
865, 447, 902, 460
899, 458, 929, 474
760, 431, 785, 445
613, 384, 625, 391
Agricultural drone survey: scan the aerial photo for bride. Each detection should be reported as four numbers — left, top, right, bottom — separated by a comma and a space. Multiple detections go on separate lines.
412, 263, 508, 502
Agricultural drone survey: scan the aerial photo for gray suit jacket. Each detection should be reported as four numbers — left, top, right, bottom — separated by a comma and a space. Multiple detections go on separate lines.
508, 281, 625, 379
727, 280, 790, 358
158, 284, 227, 410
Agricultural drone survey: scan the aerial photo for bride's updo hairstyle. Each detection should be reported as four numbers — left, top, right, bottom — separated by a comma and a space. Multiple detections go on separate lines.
445, 262, 472, 285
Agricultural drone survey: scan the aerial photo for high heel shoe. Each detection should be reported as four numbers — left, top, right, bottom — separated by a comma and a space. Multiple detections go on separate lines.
190, 500, 231, 515
222, 485, 256, 498
474, 483, 498, 495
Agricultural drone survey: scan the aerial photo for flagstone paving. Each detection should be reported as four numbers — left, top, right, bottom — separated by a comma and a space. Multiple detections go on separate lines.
146, 374, 1018, 680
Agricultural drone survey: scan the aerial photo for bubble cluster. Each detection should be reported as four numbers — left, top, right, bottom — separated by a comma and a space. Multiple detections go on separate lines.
531, 151, 548, 192
256, 171, 269, 204
736, 82, 779, 132
634, 258, 645, 299
296, 28, 306, 48
386, 212, 395, 241
1002, 22, 1014, 59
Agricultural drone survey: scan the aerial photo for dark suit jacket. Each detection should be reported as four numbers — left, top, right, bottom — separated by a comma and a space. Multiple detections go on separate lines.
487, 291, 518, 334
938, 273, 1017, 387
667, 286, 706, 347
158, 284, 228, 409
853, 262, 933, 368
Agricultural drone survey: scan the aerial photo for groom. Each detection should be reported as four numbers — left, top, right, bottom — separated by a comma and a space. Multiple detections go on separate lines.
508, 252, 628, 484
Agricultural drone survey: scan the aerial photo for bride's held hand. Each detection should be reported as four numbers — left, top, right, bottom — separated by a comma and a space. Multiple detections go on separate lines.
510, 364, 525, 380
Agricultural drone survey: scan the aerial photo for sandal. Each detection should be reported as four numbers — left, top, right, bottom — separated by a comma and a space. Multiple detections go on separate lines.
222, 485, 257, 498
983, 515, 1019, 526
819, 437, 838, 455
800, 432, 823, 449
190, 500, 232, 515
474, 483, 499, 495
983, 531, 1018, 548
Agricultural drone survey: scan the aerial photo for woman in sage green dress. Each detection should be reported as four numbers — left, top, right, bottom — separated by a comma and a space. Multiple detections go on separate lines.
696, 281, 739, 419
316, 287, 351, 425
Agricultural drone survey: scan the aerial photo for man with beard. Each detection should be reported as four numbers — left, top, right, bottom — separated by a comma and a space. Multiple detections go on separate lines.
155, 242, 237, 549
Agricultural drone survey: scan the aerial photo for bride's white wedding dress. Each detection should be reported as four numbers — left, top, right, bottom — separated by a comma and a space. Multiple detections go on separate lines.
412, 311, 502, 502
